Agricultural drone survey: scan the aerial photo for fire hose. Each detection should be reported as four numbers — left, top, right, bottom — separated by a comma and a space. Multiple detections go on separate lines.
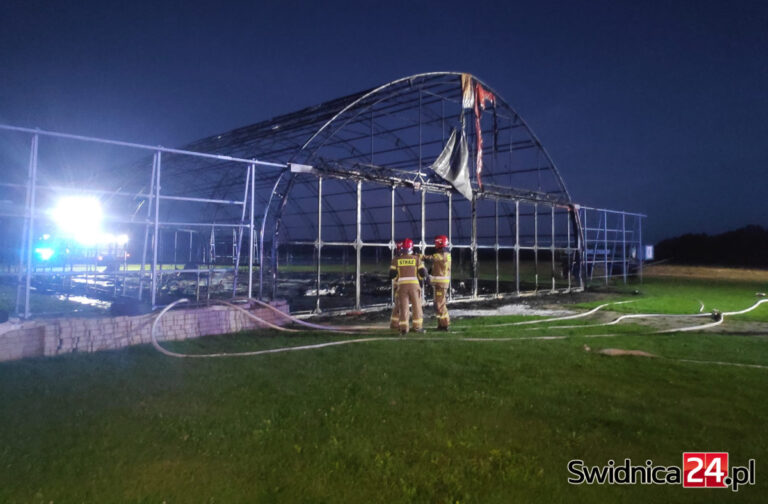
150, 298, 768, 359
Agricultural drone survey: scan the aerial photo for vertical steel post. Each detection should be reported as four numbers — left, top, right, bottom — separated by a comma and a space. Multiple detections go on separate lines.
471, 194, 478, 298
418, 91, 422, 174
232, 164, 251, 297
208, 227, 215, 302
420, 187, 426, 253
173, 231, 178, 268
258, 220, 264, 300
122, 245, 128, 295
271, 228, 279, 300
355, 179, 362, 310
534, 203, 538, 290
188, 230, 193, 262
138, 154, 157, 300
390, 184, 395, 305
447, 192, 452, 246
390, 185, 396, 249
515, 200, 520, 294
15, 134, 36, 316
316, 177, 323, 312
113, 243, 119, 297
551, 205, 556, 292
583, 207, 588, 284
420, 187, 426, 303
248, 164, 255, 299
151, 151, 162, 308
578, 207, 585, 290
637, 215, 645, 283
603, 209, 608, 285
494, 198, 499, 295
567, 207, 571, 291
622, 212, 627, 284
22, 134, 39, 319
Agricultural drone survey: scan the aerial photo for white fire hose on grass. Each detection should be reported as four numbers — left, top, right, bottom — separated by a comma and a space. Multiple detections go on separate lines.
657, 298, 768, 333
454, 300, 637, 331
529, 311, 714, 331
149, 298, 768, 362
149, 299, 584, 359
150, 299, 374, 359
523, 299, 768, 333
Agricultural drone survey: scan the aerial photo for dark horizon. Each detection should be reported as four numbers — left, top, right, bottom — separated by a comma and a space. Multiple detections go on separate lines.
2, 0, 766, 243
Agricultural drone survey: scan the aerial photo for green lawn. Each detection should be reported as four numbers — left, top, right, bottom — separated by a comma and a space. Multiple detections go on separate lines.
577, 276, 768, 322
0, 277, 767, 502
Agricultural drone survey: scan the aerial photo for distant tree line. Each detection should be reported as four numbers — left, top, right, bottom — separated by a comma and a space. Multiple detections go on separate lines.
655, 225, 768, 268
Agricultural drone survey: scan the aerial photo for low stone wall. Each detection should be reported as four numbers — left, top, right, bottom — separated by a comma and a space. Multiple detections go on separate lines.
0, 300, 289, 362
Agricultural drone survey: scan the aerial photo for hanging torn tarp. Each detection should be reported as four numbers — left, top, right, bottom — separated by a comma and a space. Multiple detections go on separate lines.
473, 82, 496, 192
430, 128, 473, 201
461, 73, 496, 192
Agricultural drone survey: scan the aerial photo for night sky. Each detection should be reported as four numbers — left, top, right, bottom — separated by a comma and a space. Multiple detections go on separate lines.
1, 0, 766, 243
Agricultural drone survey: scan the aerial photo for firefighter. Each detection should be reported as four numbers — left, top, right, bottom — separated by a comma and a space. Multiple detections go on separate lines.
389, 241, 404, 329
429, 235, 452, 330
389, 238, 427, 334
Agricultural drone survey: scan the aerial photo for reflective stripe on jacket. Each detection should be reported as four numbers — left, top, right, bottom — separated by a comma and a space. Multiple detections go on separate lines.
394, 254, 425, 283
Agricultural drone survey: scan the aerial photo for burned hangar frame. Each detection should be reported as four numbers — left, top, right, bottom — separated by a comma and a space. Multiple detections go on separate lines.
0, 72, 645, 317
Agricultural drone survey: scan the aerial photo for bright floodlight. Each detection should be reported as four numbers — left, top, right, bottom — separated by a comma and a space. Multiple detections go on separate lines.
35, 247, 55, 261
52, 196, 103, 245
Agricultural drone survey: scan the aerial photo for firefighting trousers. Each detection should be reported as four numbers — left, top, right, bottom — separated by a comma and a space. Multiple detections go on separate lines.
433, 285, 450, 328
390, 284, 400, 329
397, 283, 423, 333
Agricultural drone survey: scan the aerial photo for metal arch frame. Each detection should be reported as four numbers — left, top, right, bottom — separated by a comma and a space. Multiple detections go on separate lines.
145, 73, 570, 249
300, 72, 572, 201
255, 73, 579, 305
165, 73, 573, 256
0, 72, 646, 317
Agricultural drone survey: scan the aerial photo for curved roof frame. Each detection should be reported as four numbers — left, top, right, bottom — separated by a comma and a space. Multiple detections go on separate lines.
153, 72, 573, 246
260, 72, 572, 245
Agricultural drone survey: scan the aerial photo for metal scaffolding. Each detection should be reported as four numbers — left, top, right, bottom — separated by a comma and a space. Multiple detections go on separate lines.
0, 72, 645, 318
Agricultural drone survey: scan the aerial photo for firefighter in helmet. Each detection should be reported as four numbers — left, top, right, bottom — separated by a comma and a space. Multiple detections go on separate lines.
389, 238, 427, 334
389, 240, 404, 329
429, 235, 452, 330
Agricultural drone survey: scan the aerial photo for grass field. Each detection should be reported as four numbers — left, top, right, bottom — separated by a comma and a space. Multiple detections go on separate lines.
577, 276, 768, 322
1, 273, 767, 502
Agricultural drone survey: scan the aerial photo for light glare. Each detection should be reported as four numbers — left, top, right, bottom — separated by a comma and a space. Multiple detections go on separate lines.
35, 247, 55, 261
52, 196, 104, 245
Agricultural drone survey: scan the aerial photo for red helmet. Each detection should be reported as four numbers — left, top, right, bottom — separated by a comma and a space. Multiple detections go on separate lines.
402, 238, 414, 253
434, 235, 449, 249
